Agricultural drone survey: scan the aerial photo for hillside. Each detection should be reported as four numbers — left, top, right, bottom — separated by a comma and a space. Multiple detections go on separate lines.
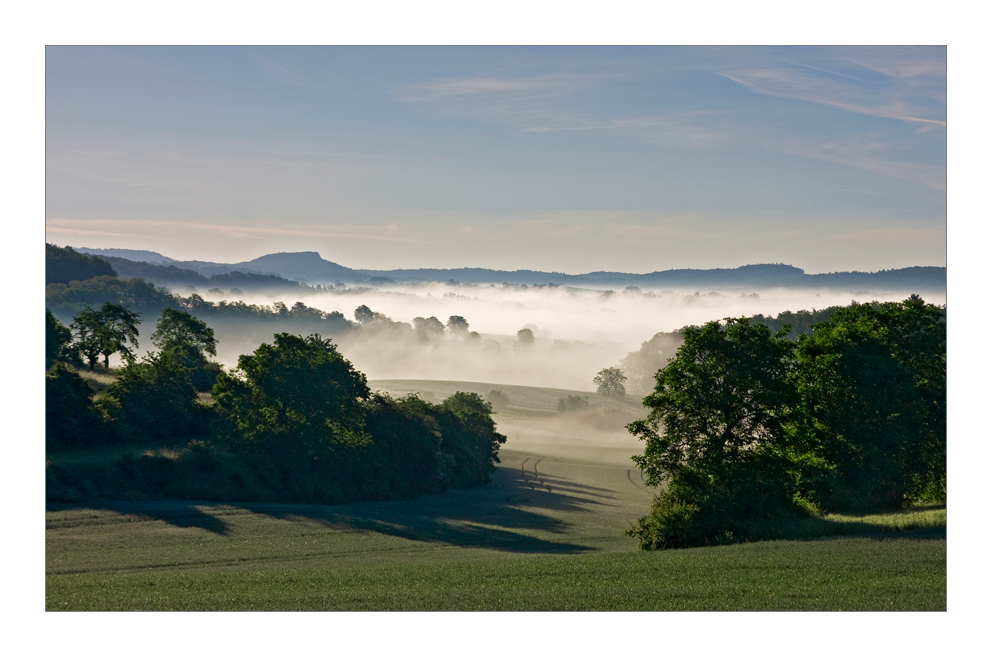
72, 247, 947, 292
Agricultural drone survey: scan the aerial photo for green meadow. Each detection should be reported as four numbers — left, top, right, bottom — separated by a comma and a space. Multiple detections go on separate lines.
46, 380, 945, 611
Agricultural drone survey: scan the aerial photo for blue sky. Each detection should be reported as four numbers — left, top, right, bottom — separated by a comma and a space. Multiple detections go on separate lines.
45, 46, 946, 273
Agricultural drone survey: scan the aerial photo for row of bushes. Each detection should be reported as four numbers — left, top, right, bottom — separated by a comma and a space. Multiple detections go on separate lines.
47, 313, 506, 505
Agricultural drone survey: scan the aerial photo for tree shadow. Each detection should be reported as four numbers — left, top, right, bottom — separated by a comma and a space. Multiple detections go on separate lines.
47, 459, 631, 553
47, 499, 231, 536
237, 462, 625, 553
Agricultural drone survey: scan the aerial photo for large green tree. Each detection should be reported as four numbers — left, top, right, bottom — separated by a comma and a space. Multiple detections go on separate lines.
95, 303, 141, 368
151, 307, 217, 356
793, 296, 946, 509
211, 333, 371, 456
150, 308, 221, 391
630, 318, 797, 488
627, 318, 802, 549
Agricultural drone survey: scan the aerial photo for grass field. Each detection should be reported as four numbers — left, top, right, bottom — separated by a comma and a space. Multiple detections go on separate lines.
46, 380, 946, 611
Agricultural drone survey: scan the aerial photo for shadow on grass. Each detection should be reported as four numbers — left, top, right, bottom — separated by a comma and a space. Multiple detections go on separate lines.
762, 506, 947, 544
46, 500, 231, 536
46, 461, 626, 553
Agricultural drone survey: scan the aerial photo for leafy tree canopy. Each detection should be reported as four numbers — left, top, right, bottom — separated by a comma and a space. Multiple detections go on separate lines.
212, 333, 371, 455
629, 318, 796, 488
594, 367, 627, 398
152, 308, 217, 357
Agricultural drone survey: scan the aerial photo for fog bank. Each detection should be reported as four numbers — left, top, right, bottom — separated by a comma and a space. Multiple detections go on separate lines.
164, 282, 943, 391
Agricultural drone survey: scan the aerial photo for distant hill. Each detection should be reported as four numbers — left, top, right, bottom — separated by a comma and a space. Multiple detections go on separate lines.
76, 247, 177, 265
90, 255, 305, 291
233, 251, 354, 283
47, 243, 117, 285
69, 247, 946, 292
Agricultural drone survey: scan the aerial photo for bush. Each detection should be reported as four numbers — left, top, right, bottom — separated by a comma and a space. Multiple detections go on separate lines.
97, 351, 211, 443
46, 363, 109, 449
557, 395, 589, 413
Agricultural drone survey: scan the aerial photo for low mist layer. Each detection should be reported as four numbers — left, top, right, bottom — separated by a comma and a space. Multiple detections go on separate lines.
170, 282, 941, 392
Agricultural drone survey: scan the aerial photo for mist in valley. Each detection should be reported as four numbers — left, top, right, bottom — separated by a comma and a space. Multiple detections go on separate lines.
149, 281, 944, 393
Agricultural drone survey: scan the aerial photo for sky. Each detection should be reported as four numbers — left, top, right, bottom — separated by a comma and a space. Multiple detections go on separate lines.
45, 46, 946, 274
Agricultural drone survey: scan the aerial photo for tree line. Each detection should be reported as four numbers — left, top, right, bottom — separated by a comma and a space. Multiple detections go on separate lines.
46, 305, 506, 505
626, 296, 945, 549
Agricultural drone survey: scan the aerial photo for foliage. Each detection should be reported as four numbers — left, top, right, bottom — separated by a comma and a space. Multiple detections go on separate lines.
515, 328, 535, 348
748, 306, 843, 341
46, 363, 109, 449
413, 316, 445, 340
46, 309, 78, 369
628, 298, 946, 549
619, 331, 684, 396
69, 307, 105, 370
557, 394, 590, 413
46, 276, 174, 318
94, 303, 141, 367
46, 243, 116, 285
151, 307, 217, 356
151, 308, 221, 391
446, 315, 470, 335
792, 296, 946, 510
212, 333, 371, 455
627, 318, 803, 548
96, 350, 211, 443
436, 392, 506, 488
593, 366, 627, 398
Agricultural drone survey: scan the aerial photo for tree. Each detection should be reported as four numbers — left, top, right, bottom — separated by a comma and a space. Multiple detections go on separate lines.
94, 303, 141, 368
594, 367, 627, 398
354, 305, 374, 324
792, 297, 945, 509
97, 349, 210, 443
211, 333, 371, 456
150, 308, 221, 392
70, 307, 104, 370
627, 318, 800, 549
630, 318, 795, 487
413, 316, 445, 340
46, 363, 108, 448
446, 315, 470, 335
151, 308, 217, 357
437, 392, 507, 488
515, 328, 535, 348
46, 309, 77, 369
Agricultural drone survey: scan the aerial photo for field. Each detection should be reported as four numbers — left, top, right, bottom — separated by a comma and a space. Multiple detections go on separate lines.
45, 380, 946, 611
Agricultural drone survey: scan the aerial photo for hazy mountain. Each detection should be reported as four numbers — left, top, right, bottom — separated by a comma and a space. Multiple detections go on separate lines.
234, 251, 354, 283
69, 247, 946, 292
76, 247, 177, 265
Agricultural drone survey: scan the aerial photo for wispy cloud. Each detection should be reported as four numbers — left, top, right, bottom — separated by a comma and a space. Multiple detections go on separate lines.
772, 136, 946, 191
45, 218, 427, 244
721, 50, 946, 128
397, 72, 593, 103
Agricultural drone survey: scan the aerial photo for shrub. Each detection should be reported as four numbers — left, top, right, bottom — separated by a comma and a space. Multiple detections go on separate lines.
557, 395, 589, 413
46, 363, 109, 449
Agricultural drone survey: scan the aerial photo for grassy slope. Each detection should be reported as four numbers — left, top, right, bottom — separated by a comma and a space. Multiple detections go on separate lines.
46, 380, 946, 611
